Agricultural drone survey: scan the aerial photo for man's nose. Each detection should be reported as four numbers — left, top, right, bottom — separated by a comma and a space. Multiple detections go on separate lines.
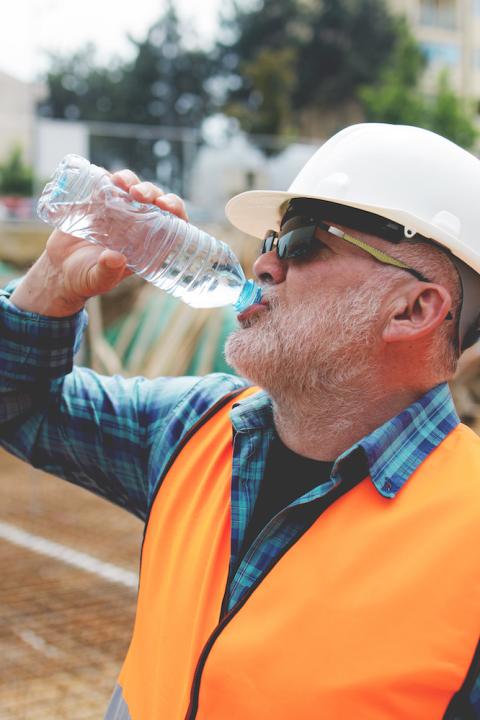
253, 251, 287, 285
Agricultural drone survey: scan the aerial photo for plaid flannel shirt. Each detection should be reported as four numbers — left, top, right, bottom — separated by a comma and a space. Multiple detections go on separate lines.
0, 282, 478, 718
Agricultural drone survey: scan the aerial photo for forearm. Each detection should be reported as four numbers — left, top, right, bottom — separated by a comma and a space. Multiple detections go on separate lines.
0, 281, 85, 395
0, 278, 247, 520
0, 284, 148, 516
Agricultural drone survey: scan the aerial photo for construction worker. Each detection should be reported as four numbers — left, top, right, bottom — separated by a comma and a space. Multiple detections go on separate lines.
0, 123, 479, 719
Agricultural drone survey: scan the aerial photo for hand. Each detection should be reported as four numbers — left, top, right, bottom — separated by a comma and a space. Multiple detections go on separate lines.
10, 171, 189, 317
111, 169, 189, 223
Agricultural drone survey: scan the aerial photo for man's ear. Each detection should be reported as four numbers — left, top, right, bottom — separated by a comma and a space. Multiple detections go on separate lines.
383, 283, 452, 344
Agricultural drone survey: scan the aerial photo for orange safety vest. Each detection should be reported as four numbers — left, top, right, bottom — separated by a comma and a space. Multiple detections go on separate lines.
117, 388, 480, 719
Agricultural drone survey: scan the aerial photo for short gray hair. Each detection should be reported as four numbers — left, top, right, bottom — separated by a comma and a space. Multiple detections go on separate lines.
394, 239, 462, 377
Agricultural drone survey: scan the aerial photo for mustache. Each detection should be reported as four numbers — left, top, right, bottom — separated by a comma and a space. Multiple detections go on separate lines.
260, 290, 312, 315
259, 288, 282, 308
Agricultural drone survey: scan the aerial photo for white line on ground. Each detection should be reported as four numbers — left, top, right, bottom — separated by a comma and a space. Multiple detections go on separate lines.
0, 521, 138, 589
14, 628, 65, 659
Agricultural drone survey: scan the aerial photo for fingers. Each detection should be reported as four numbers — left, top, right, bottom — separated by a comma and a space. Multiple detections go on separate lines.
130, 182, 189, 221
154, 192, 189, 222
111, 170, 189, 221
111, 169, 142, 192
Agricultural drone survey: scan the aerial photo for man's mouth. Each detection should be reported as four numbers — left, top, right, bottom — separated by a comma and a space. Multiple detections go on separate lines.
236, 299, 270, 325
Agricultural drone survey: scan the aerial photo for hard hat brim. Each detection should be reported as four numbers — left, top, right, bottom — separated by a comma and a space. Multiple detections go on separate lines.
225, 189, 426, 241
226, 190, 313, 239
225, 189, 416, 240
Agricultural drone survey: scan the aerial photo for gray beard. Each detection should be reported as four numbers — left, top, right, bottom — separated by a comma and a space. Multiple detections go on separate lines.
225, 282, 385, 404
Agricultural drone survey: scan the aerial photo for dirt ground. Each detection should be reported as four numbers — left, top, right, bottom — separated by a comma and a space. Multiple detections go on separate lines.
0, 449, 144, 719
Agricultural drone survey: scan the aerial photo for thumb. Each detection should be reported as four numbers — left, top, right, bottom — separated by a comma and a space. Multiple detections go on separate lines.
86, 250, 128, 294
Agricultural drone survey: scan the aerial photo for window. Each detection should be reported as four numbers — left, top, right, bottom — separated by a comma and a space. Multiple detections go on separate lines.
421, 41, 461, 66
419, 0, 456, 29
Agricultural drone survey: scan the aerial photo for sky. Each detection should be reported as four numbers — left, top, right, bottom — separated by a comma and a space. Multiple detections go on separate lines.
1, 0, 225, 83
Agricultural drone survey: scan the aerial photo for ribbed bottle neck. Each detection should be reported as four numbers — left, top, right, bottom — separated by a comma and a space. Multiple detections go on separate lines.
234, 279, 263, 312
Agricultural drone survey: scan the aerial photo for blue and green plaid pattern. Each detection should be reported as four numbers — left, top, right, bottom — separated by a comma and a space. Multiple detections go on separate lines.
0, 282, 477, 717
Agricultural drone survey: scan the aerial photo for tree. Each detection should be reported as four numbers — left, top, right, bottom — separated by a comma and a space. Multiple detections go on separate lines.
358, 19, 426, 126
294, 0, 400, 107
0, 145, 34, 196
216, 0, 400, 136
39, 4, 215, 189
39, 44, 124, 123
427, 71, 477, 149
359, 22, 477, 149
116, 5, 214, 128
225, 47, 297, 136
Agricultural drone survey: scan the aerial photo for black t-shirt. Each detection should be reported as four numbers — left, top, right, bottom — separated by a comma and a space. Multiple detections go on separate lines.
240, 435, 368, 562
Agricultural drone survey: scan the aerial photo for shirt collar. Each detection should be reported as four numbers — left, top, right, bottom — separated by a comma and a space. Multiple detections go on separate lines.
230, 388, 274, 432
347, 382, 460, 498
230, 382, 459, 499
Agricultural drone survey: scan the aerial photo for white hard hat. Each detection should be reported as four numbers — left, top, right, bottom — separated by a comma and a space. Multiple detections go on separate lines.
226, 123, 480, 350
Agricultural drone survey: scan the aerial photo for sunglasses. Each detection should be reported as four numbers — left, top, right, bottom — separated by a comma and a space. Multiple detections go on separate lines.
262, 215, 432, 284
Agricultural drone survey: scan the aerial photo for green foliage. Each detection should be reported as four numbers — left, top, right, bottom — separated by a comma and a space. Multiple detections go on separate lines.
427, 71, 477, 149
358, 20, 426, 125
359, 21, 477, 149
294, 0, 400, 105
116, 5, 214, 128
39, 3, 214, 189
217, 0, 399, 135
39, 0, 478, 157
0, 146, 34, 196
40, 5, 213, 127
226, 47, 297, 135
39, 44, 121, 122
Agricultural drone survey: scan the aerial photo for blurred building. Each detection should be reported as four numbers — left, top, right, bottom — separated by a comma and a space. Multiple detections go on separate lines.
0, 71, 46, 164
389, 0, 480, 102
189, 135, 270, 221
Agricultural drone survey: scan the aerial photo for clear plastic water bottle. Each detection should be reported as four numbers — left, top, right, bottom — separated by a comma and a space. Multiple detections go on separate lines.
37, 154, 262, 311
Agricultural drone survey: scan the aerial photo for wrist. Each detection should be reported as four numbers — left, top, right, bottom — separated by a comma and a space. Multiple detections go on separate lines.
10, 251, 86, 317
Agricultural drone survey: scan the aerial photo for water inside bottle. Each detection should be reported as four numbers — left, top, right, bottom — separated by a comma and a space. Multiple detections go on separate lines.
38, 157, 263, 311
146, 232, 250, 309
41, 198, 113, 247
43, 197, 262, 309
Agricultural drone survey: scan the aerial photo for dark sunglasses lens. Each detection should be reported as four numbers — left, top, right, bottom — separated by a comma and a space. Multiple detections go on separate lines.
278, 223, 316, 258
262, 230, 277, 254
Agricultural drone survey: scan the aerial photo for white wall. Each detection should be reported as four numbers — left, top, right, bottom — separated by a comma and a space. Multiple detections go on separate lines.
0, 71, 45, 164
35, 118, 89, 181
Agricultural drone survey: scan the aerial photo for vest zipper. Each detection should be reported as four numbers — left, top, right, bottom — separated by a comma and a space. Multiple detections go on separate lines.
185, 469, 366, 719
184, 551, 278, 719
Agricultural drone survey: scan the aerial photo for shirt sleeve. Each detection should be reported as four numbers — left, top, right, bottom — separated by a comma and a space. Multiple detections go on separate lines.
470, 672, 480, 718
0, 283, 246, 521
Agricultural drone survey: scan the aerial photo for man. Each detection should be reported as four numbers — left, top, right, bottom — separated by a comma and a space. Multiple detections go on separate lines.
0, 123, 479, 719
